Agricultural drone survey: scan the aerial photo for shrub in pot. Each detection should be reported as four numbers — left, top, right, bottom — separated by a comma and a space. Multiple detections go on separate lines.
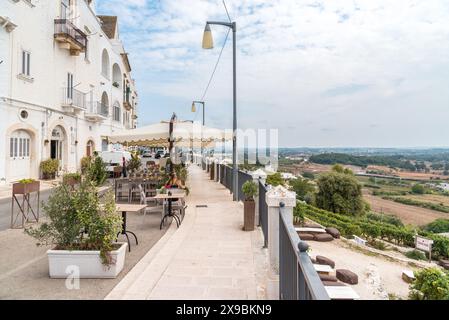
25, 180, 124, 278
13, 179, 40, 195
62, 173, 81, 187
40, 159, 59, 180
242, 180, 258, 231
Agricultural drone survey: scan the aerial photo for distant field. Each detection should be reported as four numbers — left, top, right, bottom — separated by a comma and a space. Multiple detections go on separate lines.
363, 192, 447, 226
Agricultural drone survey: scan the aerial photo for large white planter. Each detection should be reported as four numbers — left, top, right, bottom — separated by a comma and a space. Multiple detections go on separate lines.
47, 242, 127, 279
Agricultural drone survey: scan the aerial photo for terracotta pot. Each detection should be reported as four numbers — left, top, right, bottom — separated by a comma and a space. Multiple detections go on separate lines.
243, 200, 255, 231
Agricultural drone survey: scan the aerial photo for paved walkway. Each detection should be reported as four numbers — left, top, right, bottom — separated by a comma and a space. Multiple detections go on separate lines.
106, 165, 268, 300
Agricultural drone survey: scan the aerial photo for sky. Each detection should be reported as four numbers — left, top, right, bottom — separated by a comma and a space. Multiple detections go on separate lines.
96, 0, 449, 148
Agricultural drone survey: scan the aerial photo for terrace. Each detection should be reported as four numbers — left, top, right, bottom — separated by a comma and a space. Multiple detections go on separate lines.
106, 156, 329, 300
54, 19, 87, 56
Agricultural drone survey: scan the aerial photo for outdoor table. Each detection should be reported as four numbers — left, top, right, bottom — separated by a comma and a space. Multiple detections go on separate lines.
115, 204, 147, 252
154, 191, 186, 230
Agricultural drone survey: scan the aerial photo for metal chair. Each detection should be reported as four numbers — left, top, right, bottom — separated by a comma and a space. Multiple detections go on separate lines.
139, 185, 164, 218
115, 178, 130, 202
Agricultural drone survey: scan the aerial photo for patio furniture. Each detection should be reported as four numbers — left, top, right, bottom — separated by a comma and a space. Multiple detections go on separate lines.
324, 286, 360, 300
115, 204, 147, 252
336, 269, 358, 285
139, 185, 164, 218
154, 191, 186, 229
316, 255, 336, 268
11, 180, 40, 229
128, 179, 143, 203
115, 178, 130, 202
314, 264, 333, 275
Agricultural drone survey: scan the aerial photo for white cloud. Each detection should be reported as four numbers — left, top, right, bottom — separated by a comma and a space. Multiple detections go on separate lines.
96, 0, 449, 147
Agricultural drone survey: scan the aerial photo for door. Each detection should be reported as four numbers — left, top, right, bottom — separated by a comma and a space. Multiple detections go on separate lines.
51, 126, 65, 170
9, 130, 31, 181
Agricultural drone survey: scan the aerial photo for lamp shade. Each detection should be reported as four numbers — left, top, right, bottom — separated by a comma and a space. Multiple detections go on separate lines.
202, 24, 214, 49
191, 102, 196, 113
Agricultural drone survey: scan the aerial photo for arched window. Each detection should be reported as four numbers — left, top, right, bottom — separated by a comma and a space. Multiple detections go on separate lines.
112, 64, 122, 88
101, 49, 110, 79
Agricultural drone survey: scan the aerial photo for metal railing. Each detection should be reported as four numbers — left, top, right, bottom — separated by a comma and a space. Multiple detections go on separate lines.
87, 101, 109, 117
54, 19, 87, 49
259, 180, 268, 248
62, 88, 86, 109
279, 204, 330, 300
237, 170, 252, 202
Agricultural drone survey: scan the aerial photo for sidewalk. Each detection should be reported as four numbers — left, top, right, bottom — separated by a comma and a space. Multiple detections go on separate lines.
106, 165, 268, 300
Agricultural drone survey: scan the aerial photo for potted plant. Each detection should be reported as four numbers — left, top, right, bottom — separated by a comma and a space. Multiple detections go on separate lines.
126, 152, 141, 174
242, 180, 258, 231
13, 178, 40, 195
25, 180, 125, 278
40, 159, 59, 180
86, 155, 108, 187
62, 173, 81, 187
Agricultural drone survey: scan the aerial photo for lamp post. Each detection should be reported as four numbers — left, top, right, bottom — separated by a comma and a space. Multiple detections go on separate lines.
203, 21, 238, 201
191, 101, 205, 160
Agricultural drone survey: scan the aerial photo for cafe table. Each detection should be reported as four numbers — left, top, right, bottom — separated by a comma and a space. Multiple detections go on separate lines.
115, 204, 147, 252
154, 191, 186, 230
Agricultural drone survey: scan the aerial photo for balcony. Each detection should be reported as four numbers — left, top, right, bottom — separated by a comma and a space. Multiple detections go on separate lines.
85, 102, 109, 122
54, 19, 87, 56
61, 88, 86, 114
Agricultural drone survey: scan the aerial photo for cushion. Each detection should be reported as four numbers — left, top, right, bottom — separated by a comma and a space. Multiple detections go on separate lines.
316, 255, 336, 268
319, 274, 338, 282
298, 233, 314, 241
326, 227, 341, 239
336, 269, 358, 285
314, 233, 334, 242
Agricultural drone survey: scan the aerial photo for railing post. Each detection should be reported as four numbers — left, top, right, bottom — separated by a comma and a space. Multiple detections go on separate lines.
250, 169, 267, 231
265, 186, 296, 299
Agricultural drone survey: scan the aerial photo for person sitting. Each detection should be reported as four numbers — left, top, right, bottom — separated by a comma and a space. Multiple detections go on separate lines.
165, 173, 185, 189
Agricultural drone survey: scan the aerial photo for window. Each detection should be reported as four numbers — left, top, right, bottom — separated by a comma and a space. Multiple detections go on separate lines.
67, 73, 73, 99
21, 50, 31, 76
113, 104, 121, 122
61, 0, 71, 19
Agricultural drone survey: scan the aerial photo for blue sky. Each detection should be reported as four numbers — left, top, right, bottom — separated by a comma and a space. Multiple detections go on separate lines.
96, 0, 449, 148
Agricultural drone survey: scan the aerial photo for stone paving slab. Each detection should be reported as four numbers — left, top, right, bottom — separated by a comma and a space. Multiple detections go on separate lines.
106, 165, 268, 300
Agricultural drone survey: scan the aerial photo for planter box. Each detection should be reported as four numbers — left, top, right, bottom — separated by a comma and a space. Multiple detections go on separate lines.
47, 242, 127, 279
12, 181, 40, 195
243, 200, 255, 231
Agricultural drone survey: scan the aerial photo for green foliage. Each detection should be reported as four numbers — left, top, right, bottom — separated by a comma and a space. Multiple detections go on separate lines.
25, 181, 122, 265
40, 159, 59, 178
126, 152, 141, 173
315, 168, 366, 216
266, 172, 285, 187
368, 239, 387, 250
242, 180, 258, 201
62, 173, 81, 185
366, 212, 404, 227
302, 172, 315, 180
405, 250, 427, 261
86, 155, 107, 187
174, 164, 188, 183
409, 268, 449, 300
18, 178, 36, 184
290, 178, 315, 201
80, 156, 92, 174
411, 184, 426, 194
293, 203, 305, 225
423, 219, 449, 234
309, 152, 417, 171
294, 202, 449, 258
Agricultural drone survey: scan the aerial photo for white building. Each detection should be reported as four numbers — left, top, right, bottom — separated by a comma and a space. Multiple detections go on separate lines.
0, 0, 138, 183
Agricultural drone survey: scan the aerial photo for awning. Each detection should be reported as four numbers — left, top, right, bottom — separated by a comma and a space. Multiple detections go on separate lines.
108, 120, 232, 147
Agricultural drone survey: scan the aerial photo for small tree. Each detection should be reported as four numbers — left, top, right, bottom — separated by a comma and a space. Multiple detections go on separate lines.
290, 178, 315, 201
411, 184, 426, 195
266, 172, 285, 187
87, 155, 108, 187
315, 166, 366, 216
409, 267, 449, 300
127, 152, 141, 174
25, 180, 122, 265
242, 180, 258, 201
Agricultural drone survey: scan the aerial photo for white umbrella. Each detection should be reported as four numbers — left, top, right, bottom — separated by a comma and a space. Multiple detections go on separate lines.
108, 120, 232, 147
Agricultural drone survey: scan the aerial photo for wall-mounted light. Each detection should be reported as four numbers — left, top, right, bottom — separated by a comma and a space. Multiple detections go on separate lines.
44, 139, 49, 145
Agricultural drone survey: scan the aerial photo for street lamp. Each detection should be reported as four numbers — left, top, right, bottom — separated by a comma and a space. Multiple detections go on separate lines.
191, 101, 205, 126
202, 21, 238, 201
191, 100, 205, 159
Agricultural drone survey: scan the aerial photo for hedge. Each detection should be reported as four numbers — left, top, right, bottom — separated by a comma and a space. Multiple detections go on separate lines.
295, 202, 449, 259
